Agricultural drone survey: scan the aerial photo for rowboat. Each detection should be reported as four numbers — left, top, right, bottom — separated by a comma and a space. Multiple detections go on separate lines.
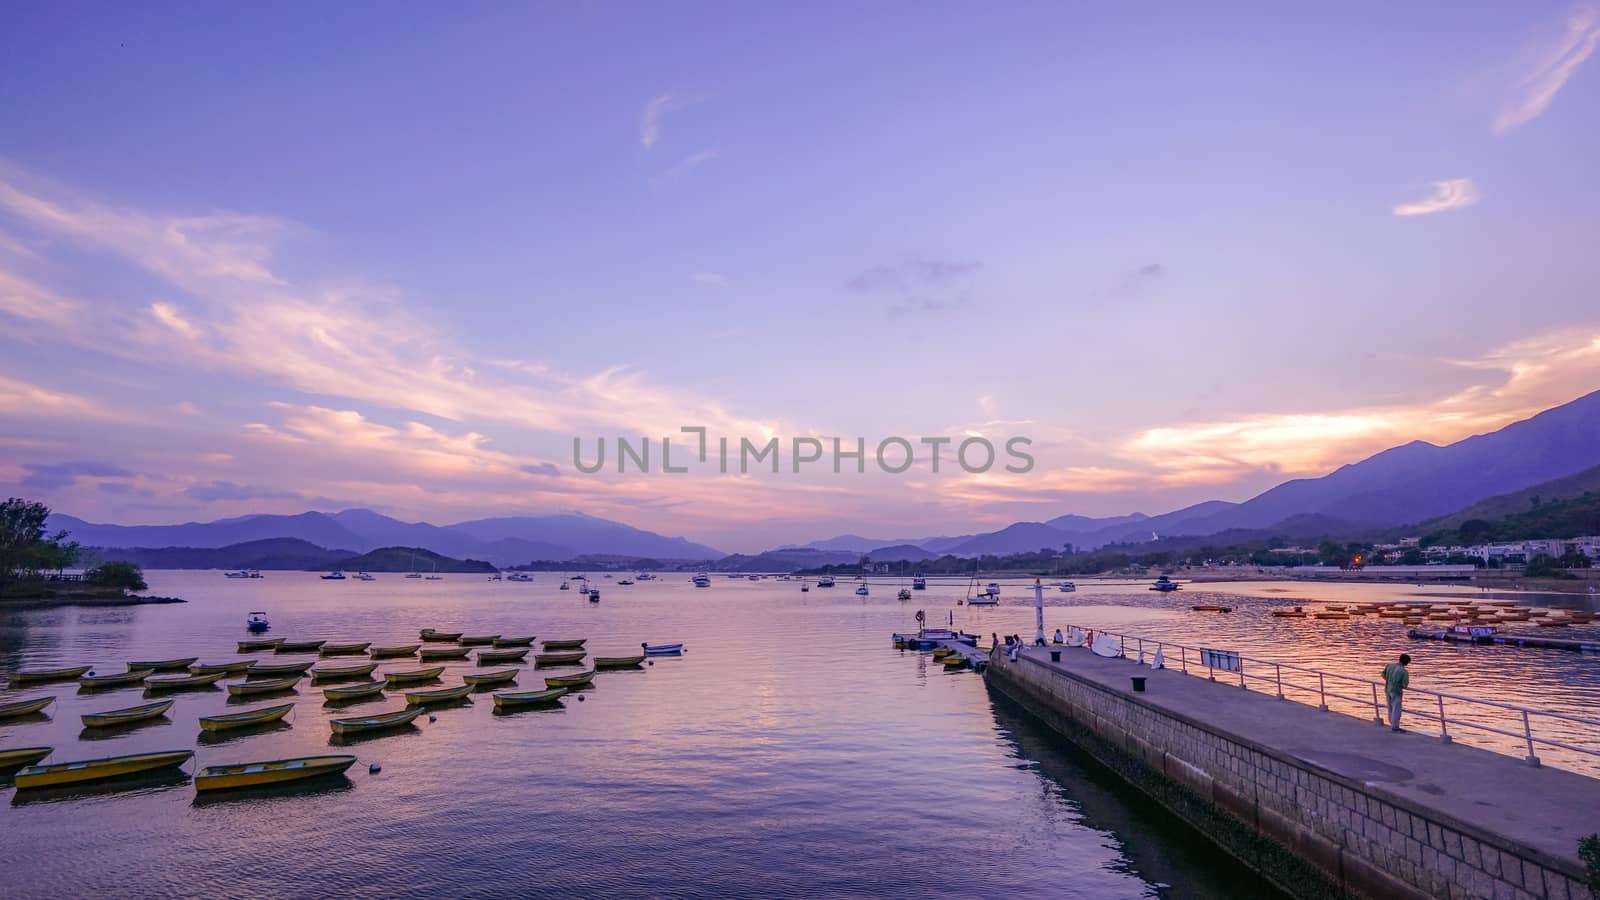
245, 661, 315, 678
457, 634, 500, 646
544, 670, 596, 689
0, 747, 52, 769
384, 666, 446, 685
642, 643, 684, 655
309, 662, 379, 682
462, 669, 518, 686
1191, 605, 1232, 613
81, 699, 175, 728
369, 644, 420, 659
941, 655, 968, 668
198, 702, 294, 732
403, 684, 473, 704
13, 750, 193, 790
420, 630, 463, 642
195, 754, 357, 791
128, 657, 199, 671
323, 681, 387, 701
238, 639, 283, 652
542, 639, 586, 650
274, 640, 327, 653
9, 665, 94, 687
492, 636, 535, 647
227, 676, 302, 696
329, 706, 423, 735
593, 654, 646, 669
419, 647, 471, 661
189, 660, 255, 675
931, 646, 956, 659
534, 651, 586, 666
318, 642, 372, 657
79, 669, 155, 689
143, 671, 227, 691
492, 687, 568, 709
0, 696, 54, 719
477, 648, 529, 664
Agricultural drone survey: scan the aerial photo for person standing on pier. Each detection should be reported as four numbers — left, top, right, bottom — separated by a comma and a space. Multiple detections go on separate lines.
1382, 654, 1411, 732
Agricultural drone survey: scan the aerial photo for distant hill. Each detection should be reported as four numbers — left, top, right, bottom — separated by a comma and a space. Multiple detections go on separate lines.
712, 548, 867, 572
338, 546, 496, 573
91, 537, 353, 570
1412, 463, 1600, 534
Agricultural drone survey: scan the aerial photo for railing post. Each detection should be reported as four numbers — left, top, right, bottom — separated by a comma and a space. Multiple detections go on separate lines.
1371, 683, 1384, 724
1437, 695, 1451, 743
1239, 659, 1247, 690
1523, 710, 1541, 767
1318, 672, 1327, 711
1180, 646, 1188, 674
1275, 663, 1284, 700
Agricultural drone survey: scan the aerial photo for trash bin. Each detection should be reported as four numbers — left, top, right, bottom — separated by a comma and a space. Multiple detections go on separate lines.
1049, 650, 1061, 663
1131, 676, 1147, 692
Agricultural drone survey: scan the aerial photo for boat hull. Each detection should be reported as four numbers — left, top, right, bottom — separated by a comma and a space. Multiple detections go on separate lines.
491, 636, 535, 648
534, 651, 586, 665
0, 747, 52, 769
323, 682, 387, 701
245, 661, 315, 678
128, 657, 199, 672
309, 663, 379, 682
227, 676, 302, 696
238, 639, 284, 652
593, 655, 646, 668
189, 661, 255, 675
458, 635, 500, 646
419, 647, 471, 661
420, 630, 463, 642
543, 670, 596, 689
195, 754, 357, 791
383, 666, 446, 685
541, 639, 586, 650
198, 702, 295, 732
0, 696, 55, 719
14, 750, 193, 790
143, 671, 227, 691
78, 669, 156, 689
81, 699, 175, 728
318, 643, 372, 657
492, 687, 568, 708
462, 669, 519, 686
329, 706, 423, 734
274, 641, 328, 653
476, 649, 529, 664
404, 684, 474, 704
643, 644, 684, 655
9, 665, 94, 686
369, 645, 420, 659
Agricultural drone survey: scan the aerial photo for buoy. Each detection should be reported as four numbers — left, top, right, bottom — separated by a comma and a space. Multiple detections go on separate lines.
647, 660, 654, 666
370, 762, 382, 773
428, 715, 437, 722
577, 695, 585, 702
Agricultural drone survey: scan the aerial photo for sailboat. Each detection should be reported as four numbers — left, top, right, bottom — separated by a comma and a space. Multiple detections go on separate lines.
965, 563, 998, 606
425, 559, 443, 581
405, 549, 422, 579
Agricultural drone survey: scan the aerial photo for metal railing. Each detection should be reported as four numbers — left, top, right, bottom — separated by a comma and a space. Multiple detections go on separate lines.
1042, 623, 1600, 770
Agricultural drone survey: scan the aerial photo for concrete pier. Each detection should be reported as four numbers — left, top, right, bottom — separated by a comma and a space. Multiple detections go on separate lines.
986, 643, 1599, 899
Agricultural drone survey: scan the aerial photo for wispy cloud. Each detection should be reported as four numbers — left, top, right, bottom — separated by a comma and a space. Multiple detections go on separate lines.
0, 375, 124, 420
20, 460, 134, 491
1392, 178, 1479, 217
651, 149, 719, 186
1494, 7, 1600, 134
691, 272, 727, 287
848, 257, 981, 317
640, 93, 694, 150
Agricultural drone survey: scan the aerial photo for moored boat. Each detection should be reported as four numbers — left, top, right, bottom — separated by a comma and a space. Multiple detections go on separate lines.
476, 648, 529, 664
9, 665, 94, 687
941, 654, 968, 668
274, 640, 327, 653
238, 638, 283, 652
0, 746, 52, 769
128, 657, 199, 672
383, 666, 446, 685
534, 650, 586, 666
329, 706, 423, 735
492, 636, 536, 647
0, 696, 55, 720
13, 750, 193, 790
195, 754, 357, 792
419, 629, 464, 642
457, 634, 500, 646
189, 660, 255, 676
369, 644, 421, 659
227, 675, 302, 696
403, 684, 473, 705
642, 642, 684, 655
462, 669, 519, 686
79, 669, 155, 689
1150, 576, 1180, 592
81, 699, 175, 728
419, 647, 471, 661
593, 654, 646, 669
246, 610, 270, 632
318, 642, 372, 657
542, 638, 586, 650
198, 702, 295, 732
323, 681, 387, 701
1190, 605, 1233, 613
245, 660, 315, 678
493, 687, 568, 708
143, 671, 227, 691
309, 662, 379, 682
544, 670, 596, 689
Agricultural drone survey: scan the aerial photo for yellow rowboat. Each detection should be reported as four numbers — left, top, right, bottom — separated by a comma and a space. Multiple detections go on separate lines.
128, 657, 199, 671
492, 636, 536, 648
403, 684, 474, 704
418, 647, 471, 661
593, 654, 646, 669
476, 648, 529, 664
245, 661, 315, 678
931, 647, 956, 659
0, 746, 52, 769
195, 754, 357, 792
534, 651, 586, 666
0, 696, 55, 720
143, 671, 227, 691
309, 662, 379, 682
227, 675, 301, 696
9, 665, 94, 686
189, 660, 255, 676
274, 640, 327, 653
492, 687, 568, 708
420, 630, 463, 642
318, 642, 372, 657
79, 669, 155, 689
237, 638, 283, 652
370, 644, 420, 659
1313, 612, 1349, 620
329, 706, 423, 735
457, 634, 500, 646
324, 681, 387, 701
384, 666, 446, 685
544, 670, 595, 689
942, 655, 968, 668
13, 749, 193, 790
542, 639, 586, 650
462, 669, 518, 686
81, 699, 175, 728
198, 702, 294, 732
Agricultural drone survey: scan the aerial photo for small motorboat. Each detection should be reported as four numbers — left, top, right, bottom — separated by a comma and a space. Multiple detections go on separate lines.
492, 687, 568, 709
507, 573, 534, 582
965, 595, 999, 607
477, 648, 530, 664
692, 573, 711, 588
801, 583, 809, 592
245, 660, 315, 678
13, 750, 193, 790
617, 579, 634, 586
128, 657, 199, 672
544, 670, 596, 689
816, 576, 835, 587
274, 640, 327, 654
329, 706, 423, 735
81, 699, 175, 728
403, 684, 474, 705
855, 584, 869, 596
195, 754, 357, 792
189, 660, 255, 676
320, 570, 347, 581
0, 747, 52, 769
492, 636, 536, 648
418, 647, 471, 661
912, 576, 927, 590
383, 666, 446, 685
318, 642, 372, 657
560, 580, 571, 590
143, 671, 227, 691
593, 654, 646, 669
309, 662, 379, 682
463, 669, 519, 686
238, 638, 283, 652
419, 630, 464, 642
227, 675, 302, 697
370, 644, 421, 659
78, 669, 155, 690
324, 681, 388, 702
198, 702, 295, 732
352, 572, 375, 581
246, 611, 271, 632
457, 634, 501, 647
542, 639, 587, 650
897, 588, 912, 601
1150, 576, 1180, 592
1058, 581, 1076, 593
642, 642, 684, 655
9, 665, 95, 687
588, 590, 600, 603
534, 651, 587, 666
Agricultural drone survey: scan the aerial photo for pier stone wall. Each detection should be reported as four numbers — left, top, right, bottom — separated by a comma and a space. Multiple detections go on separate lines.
986, 650, 1592, 900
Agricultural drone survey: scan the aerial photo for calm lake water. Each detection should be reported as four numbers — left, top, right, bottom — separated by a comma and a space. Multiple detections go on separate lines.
3, 573, 1597, 898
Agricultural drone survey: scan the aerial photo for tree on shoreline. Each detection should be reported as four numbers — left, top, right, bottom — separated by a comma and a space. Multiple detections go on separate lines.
0, 497, 81, 587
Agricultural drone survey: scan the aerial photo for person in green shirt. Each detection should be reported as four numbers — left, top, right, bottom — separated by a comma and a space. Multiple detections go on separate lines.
1382, 654, 1411, 732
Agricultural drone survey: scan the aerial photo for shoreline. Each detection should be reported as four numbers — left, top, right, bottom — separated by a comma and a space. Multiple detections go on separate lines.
0, 592, 184, 609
